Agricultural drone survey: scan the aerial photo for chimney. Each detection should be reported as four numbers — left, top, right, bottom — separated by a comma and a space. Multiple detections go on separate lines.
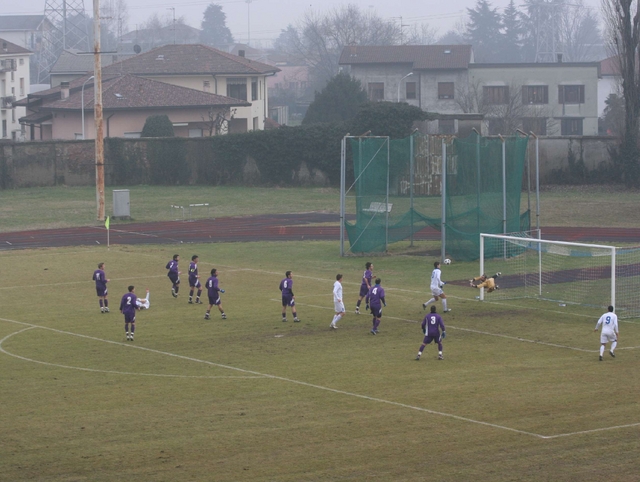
557, 53, 563, 63
239, 50, 245, 57
61, 81, 70, 100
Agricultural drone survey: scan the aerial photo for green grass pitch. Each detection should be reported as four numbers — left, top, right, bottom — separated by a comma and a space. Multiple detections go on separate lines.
1, 241, 639, 481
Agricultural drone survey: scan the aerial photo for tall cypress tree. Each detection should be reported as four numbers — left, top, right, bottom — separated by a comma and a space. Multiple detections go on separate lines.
200, 3, 234, 48
465, 0, 503, 62
501, 0, 523, 62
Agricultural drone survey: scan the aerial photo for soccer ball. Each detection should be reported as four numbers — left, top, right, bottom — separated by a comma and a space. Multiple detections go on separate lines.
443, 258, 452, 265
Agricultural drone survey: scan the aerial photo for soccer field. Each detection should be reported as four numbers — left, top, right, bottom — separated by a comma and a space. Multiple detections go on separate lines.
1, 241, 639, 481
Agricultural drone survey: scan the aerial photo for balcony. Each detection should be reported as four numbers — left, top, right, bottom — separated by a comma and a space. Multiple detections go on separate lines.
1, 96, 16, 109
0, 59, 17, 73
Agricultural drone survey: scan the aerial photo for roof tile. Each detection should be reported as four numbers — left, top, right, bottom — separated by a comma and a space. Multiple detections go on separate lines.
339, 45, 473, 70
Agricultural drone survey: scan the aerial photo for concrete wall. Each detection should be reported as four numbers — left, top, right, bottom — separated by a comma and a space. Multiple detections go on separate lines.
0, 135, 618, 189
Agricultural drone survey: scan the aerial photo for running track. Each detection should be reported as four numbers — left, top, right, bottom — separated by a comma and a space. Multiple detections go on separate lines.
2, 213, 640, 251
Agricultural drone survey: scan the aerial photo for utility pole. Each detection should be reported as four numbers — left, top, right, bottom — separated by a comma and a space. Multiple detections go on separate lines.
93, 0, 105, 222
168, 7, 176, 44
246, 0, 253, 46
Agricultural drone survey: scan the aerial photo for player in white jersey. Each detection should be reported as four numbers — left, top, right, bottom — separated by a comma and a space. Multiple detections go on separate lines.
330, 274, 345, 329
594, 305, 619, 361
422, 261, 450, 312
136, 289, 151, 309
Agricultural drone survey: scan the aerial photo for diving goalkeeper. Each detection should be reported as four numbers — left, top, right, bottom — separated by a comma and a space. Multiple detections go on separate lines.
469, 273, 501, 293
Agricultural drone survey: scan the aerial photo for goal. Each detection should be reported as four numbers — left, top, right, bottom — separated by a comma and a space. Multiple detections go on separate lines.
479, 233, 640, 318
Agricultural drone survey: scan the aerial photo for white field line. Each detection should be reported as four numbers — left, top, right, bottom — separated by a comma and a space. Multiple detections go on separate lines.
2, 316, 638, 440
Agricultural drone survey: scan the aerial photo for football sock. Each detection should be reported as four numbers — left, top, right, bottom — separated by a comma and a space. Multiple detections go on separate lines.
189, 289, 194, 297
419, 344, 426, 352
425, 298, 436, 306
442, 299, 448, 311
611, 341, 617, 352
600, 345, 605, 356
99, 300, 104, 308
438, 343, 443, 351
131, 324, 135, 334
374, 318, 381, 330
197, 289, 202, 297
439, 350, 443, 356
175, 285, 179, 293
356, 300, 361, 307
104, 299, 109, 307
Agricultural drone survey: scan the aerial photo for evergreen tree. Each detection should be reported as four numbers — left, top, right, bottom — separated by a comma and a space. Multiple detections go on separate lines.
200, 3, 233, 48
501, 0, 523, 62
302, 73, 368, 125
141, 115, 175, 137
465, 0, 503, 62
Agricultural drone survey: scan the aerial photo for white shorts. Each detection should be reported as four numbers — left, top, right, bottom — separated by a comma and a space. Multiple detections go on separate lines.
431, 288, 444, 297
600, 332, 617, 344
334, 301, 345, 313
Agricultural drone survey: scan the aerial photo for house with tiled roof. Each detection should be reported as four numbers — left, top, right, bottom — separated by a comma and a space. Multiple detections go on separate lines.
1, 37, 32, 140
339, 45, 600, 136
17, 73, 250, 140
49, 50, 137, 88
100, 43, 280, 132
0, 15, 50, 53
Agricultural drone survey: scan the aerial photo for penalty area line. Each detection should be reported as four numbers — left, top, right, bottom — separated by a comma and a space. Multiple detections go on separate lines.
1, 316, 637, 440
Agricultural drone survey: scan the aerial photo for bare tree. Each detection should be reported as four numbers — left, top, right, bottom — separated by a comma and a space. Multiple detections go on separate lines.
405, 23, 438, 45
280, 5, 401, 89
558, 1, 602, 61
602, 0, 640, 183
202, 108, 236, 136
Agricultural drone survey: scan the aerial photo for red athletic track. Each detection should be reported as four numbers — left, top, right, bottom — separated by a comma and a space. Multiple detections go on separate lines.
2, 213, 640, 251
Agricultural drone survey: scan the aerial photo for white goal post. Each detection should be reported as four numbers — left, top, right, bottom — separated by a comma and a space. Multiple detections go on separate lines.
479, 233, 632, 314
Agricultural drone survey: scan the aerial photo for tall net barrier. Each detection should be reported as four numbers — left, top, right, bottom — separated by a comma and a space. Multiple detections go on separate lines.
445, 134, 529, 260
480, 234, 640, 318
344, 135, 442, 253
343, 133, 530, 258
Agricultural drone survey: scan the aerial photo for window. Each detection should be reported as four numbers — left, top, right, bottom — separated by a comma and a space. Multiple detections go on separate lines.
561, 118, 583, 135
188, 128, 203, 137
522, 118, 547, 136
558, 85, 585, 104
484, 86, 509, 105
438, 82, 454, 99
20, 78, 24, 97
203, 80, 210, 92
406, 82, 417, 99
227, 78, 247, 100
488, 119, 506, 135
2, 120, 7, 138
522, 86, 548, 104
251, 77, 258, 101
253, 117, 259, 130
368, 82, 384, 101
19, 58, 24, 65
439, 119, 455, 135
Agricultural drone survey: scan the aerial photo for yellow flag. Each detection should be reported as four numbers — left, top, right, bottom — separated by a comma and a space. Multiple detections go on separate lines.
105, 216, 110, 230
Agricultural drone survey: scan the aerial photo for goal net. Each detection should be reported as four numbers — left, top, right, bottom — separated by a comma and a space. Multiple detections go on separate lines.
479, 233, 640, 318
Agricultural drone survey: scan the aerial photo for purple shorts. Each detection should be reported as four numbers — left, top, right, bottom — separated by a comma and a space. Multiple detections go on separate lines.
168, 272, 180, 284
124, 312, 136, 323
282, 295, 295, 307
96, 287, 107, 297
208, 295, 220, 306
370, 305, 383, 318
190, 279, 201, 289
359, 285, 369, 297
422, 335, 439, 345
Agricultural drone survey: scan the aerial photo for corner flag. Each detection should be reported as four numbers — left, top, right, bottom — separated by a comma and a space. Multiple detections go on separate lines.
105, 216, 110, 230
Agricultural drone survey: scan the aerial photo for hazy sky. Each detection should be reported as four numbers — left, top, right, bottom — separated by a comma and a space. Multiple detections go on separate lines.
4, 0, 603, 47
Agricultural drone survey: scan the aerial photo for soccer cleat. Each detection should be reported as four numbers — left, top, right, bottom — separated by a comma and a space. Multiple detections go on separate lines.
204, 313, 210, 320
374, 329, 379, 334
100, 308, 104, 313
221, 313, 226, 319
172, 290, 178, 298
282, 318, 287, 322
294, 317, 300, 322
444, 309, 452, 313
609, 350, 615, 358
330, 324, 337, 329
130, 335, 134, 341
415, 354, 421, 361
495, 285, 500, 290
195, 299, 203, 304
422, 303, 427, 310
496, 272, 501, 277
370, 329, 377, 335
438, 354, 444, 360
105, 307, 110, 313
188, 299, 193, 304
355, 308, 360, 314
599, 355, 603, 361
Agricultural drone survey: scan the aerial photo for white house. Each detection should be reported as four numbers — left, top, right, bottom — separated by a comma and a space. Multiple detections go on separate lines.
0, 37, 31, 140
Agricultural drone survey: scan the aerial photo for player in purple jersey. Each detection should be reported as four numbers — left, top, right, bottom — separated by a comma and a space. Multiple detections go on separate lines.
120, 285, 140, 341
416, 306, 446, 360
279, 270, 300, 322
188, 255, 203, 304
92, 262, 110, 313
367, 278, 386, 335
355, 262, 373, 314
204, 269, 226, 320
166, 254, 181, 298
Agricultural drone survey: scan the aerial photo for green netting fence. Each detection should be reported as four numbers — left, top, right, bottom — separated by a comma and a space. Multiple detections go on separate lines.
343, 132, 530, 260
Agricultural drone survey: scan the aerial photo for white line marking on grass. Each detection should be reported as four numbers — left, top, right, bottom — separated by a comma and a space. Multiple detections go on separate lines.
0, 328, 265, 380
1, 316, 637, 439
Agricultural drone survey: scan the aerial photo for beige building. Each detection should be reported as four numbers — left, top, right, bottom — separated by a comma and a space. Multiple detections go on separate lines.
1, 38, 31, 140
17, 74, 249, 140
339, 45, 600, 136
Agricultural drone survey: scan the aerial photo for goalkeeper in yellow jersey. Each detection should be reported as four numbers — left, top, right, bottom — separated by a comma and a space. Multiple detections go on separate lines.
469, 272, 501, 293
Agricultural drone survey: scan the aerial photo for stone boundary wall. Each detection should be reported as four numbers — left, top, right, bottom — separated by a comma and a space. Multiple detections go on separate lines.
0, 136, 618, 189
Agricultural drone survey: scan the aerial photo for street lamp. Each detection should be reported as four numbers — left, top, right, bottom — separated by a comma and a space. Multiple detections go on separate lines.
81, 75, 94, 140
397, 72, 413, 102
